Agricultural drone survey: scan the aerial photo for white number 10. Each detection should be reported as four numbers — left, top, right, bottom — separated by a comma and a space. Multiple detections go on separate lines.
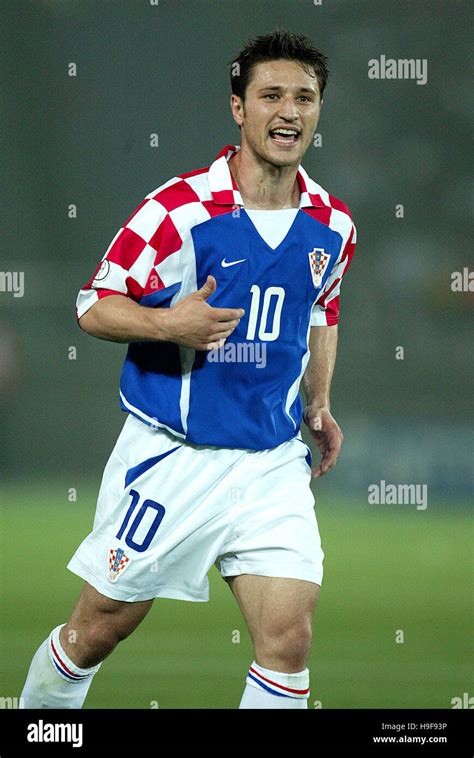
246, 285, 285, 341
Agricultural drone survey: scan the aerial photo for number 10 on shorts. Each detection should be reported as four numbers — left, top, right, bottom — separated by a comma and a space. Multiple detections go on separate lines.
115, 489, 166, 553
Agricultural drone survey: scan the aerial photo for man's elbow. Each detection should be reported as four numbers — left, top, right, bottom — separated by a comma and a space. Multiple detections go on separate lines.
77, 308, 97, 335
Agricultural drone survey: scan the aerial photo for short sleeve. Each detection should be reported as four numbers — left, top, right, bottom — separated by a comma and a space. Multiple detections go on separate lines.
76, 197, 181, 320
310, 220, 357, 327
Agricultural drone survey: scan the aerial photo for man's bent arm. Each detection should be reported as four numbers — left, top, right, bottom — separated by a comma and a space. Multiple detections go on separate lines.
78, 295, 169, 343
302, 324, 338, 411
77, 276, 244, 351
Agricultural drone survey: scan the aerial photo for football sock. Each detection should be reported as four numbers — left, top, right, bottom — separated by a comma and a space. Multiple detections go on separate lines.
20, 623, 102, 708
239, 660, 310, 709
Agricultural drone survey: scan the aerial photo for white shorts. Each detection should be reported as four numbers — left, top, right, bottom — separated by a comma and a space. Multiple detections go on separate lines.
67, 414, 324, 602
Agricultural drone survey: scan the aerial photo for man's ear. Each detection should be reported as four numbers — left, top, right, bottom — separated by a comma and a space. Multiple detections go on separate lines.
230, 93, 244, 127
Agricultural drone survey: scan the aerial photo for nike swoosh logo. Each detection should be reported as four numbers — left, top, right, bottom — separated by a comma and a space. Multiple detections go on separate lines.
221, 258, 246, 268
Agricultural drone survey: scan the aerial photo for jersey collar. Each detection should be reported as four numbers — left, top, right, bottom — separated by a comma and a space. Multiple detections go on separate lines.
208, 144, 329, 209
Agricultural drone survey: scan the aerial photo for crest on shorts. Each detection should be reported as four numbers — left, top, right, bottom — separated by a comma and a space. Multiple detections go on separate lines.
308, 247, 330, 288
108, 547, 130, 582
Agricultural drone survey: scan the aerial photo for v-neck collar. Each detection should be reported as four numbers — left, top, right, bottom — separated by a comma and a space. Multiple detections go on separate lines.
242, 207, 301, 253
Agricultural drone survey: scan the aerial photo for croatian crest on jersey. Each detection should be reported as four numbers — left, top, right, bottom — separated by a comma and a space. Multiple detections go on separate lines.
308, 247, 330, 288
108, 547, 130, 582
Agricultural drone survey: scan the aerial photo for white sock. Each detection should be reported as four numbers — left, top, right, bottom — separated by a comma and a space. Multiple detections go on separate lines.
239, 660, 310, 709
20, 623, 102, 709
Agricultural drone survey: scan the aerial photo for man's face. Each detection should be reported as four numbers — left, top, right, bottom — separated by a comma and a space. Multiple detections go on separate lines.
231, 59, 322, 168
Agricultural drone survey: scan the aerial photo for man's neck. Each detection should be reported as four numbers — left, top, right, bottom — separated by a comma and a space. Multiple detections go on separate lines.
228, 145, 300, 210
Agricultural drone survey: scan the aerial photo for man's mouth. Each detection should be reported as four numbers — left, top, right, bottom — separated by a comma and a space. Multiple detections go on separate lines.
268, 128, 300, 146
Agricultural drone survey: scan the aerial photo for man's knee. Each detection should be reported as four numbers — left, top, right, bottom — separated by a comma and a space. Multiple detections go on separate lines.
61, 617, 119, 662
255, 617, 313, 671
82, 619, 123, 654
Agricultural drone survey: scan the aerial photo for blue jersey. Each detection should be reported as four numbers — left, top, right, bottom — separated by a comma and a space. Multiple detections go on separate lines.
77, 144, 357, 450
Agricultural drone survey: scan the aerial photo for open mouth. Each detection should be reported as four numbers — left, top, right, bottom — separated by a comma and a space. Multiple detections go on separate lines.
269, 128, 300, 146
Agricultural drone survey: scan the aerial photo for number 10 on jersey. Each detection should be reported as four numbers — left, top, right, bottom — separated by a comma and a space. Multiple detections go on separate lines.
245, 285, 285, 341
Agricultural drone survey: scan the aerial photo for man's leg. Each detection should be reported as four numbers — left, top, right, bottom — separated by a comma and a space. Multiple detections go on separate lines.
227, 575, 320, 709
21, 581, 153, 708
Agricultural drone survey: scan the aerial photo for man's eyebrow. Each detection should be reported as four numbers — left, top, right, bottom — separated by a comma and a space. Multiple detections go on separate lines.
257, 85, 317, 94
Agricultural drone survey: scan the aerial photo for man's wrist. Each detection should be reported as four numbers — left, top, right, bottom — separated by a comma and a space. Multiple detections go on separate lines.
141, 306, 172, 342
304, 401, 331, 413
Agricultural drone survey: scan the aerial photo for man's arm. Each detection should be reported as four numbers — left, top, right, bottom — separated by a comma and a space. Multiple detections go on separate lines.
79, 294, 168, 343
78, 275, 244, 352
302, 324, 343, 478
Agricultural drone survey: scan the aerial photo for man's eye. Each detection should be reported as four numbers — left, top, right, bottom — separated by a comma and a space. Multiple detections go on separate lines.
264, 94, 278, 100
298, 96, 311, 102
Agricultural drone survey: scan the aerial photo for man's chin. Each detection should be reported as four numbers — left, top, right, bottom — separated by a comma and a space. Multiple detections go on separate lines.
261, 145, 302, 169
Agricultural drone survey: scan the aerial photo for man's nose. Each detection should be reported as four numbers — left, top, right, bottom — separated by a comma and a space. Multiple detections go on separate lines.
277, 97, 299, 119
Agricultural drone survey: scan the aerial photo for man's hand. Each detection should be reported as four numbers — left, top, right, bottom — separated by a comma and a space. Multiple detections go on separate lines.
303, 406, 344, 479
159, 275, 244, 350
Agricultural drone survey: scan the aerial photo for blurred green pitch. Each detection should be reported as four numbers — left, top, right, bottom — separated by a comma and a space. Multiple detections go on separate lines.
0, 482, 471, 709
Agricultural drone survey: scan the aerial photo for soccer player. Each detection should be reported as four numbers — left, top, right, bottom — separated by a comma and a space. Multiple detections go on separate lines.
21, 28, 357, 709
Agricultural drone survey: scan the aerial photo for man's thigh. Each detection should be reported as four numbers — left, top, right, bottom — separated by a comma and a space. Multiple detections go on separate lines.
67, 415, 252, 603
216, 435, 324, 587
227, 574, 320, 639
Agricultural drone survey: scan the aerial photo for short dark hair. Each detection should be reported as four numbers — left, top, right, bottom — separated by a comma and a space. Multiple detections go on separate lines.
229, 28, 329, 101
